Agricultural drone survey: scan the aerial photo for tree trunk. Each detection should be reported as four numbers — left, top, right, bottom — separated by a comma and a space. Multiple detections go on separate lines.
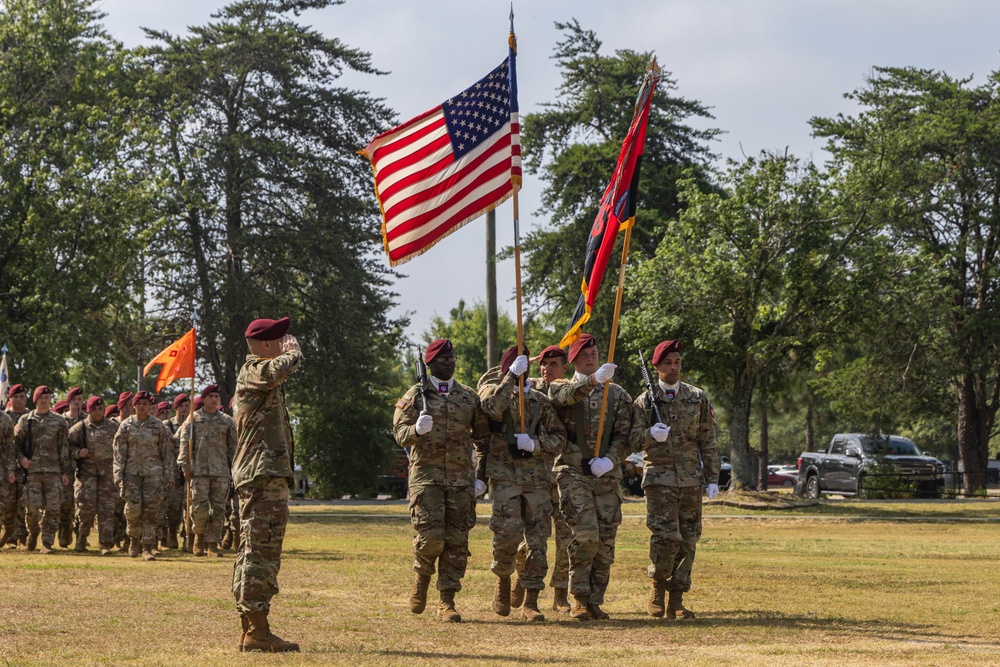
729, 365, 758, 489
956, 373, 989, 494
805, 403, 815, 452
758, 392, 769, 491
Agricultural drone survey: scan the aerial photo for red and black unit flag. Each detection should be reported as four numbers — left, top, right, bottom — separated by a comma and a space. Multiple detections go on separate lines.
361, 37, 521, 267
558, 65, 661, 348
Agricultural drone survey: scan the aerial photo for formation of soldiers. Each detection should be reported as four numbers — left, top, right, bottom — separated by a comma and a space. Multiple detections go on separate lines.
394, 334, 721, 623
0, 381, 239, 561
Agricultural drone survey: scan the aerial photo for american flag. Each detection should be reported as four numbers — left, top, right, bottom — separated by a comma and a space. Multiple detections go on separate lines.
361, 42, 521, 267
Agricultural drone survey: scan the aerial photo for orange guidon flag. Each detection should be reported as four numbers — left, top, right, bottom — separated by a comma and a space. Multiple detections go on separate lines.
143, 328, 196, 392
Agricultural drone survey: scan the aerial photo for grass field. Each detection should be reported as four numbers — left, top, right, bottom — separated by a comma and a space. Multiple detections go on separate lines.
3, 498, 1000, 666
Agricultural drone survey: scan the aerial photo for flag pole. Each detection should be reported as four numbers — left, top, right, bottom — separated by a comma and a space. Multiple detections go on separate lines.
509, 8, 526, 431
184, 328, 196, 553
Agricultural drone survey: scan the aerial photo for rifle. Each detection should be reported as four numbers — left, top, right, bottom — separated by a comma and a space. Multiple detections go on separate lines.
21, 417, 33, 484
76, 418, 88, 476
414, 350, 430, 415
638, 350, 664, 425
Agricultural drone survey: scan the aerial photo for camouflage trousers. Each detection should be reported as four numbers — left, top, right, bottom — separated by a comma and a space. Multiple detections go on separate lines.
233, 475, 289, 615
121, 473, 164, 547
0, 476, 18, 541
408, 483, 477, 592
25, 473, 65, 546
488, 481, 551, 589
157, 471, 185, 542
59, 474, 75, 545
7, 478, 27, 543
75, 470, 117, 548
644, 484, 702, 592
516, 480, 571, 589
226, 484, 239, 532
190, 475, 228, 543
555, 471, 623, 605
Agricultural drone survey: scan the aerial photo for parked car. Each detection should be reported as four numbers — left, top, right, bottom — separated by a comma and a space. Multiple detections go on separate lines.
766, 465, 798, 488
376, 445, 410, 499
795, 434, 946, 499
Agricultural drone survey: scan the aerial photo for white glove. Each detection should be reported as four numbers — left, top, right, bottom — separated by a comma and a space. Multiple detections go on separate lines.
415, 413, 433, 435
706, 483, 720, 500
593, 363, 616, 384
509, 355, 529, 377
515, 433, 535, 453
589, 457, 614, 478
474, 479, 487, 497
649, 423, 670, 442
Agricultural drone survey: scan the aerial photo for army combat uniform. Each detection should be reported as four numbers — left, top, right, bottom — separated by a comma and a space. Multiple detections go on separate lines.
5, 406, 30, 547
477, 368, 565, 620
113, 414, 174, 554
631, 380, 720, 617
0, 411, 16, 545
69, 415, 118, 551
393, 373, 486, 618
59, 411, 85, 548
14, 410, 71, 550
178, 407, 237, 554
159, 414, 187, 549
549, 374, 632, 618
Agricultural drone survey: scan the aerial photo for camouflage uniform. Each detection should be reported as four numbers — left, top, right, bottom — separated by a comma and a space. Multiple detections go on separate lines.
160, 415, 187, 545
516, 377, 573, 591
393, 376, 486, 593
232, 350, 301, 615
0, 411, 16, 543
477, 370, 565, 589
549, 375, 632, 606
631, 382, 720, 592
113, 415, 174, 549
5, 407, 29, 545
59, 412, 85, 546
68, 416, 118, 548
14, 411, 71, 547
178, 408, 237, 543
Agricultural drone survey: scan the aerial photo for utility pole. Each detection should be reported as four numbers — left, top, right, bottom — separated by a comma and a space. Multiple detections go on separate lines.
485, 209, 499, 367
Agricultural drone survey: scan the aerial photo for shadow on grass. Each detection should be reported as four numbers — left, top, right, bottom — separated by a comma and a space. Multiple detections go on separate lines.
287, 514, 409, 526
368, 650, 571, 663
282, 548, 345, 562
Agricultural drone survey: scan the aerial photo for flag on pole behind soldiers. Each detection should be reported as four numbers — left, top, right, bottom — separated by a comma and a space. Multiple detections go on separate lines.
0, 346, 8, 403
143, 328, 196, 392
558, 68, 660, 348
361, 40, 521, 267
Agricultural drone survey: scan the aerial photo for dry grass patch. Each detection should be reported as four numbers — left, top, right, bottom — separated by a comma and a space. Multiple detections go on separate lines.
1, 502, 999, 666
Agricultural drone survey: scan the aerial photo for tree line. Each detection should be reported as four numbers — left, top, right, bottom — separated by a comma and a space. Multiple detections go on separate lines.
3, 2, 997, 494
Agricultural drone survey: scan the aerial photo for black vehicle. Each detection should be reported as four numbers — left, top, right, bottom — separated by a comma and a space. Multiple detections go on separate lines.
795, 434, 946, 499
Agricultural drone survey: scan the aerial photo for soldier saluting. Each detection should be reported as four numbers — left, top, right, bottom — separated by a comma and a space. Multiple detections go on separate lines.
631, 339, 720, 619
231, 316, 301, 653
393, 339, 487, 623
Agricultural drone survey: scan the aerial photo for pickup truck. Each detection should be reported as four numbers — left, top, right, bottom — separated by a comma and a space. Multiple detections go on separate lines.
795, 433, 946, 499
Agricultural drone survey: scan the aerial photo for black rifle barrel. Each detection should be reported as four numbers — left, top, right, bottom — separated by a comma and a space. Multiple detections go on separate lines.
638, 350, 664, 424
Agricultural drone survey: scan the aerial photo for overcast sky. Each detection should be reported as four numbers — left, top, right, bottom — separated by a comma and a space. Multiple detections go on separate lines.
98, 0, 1000, 342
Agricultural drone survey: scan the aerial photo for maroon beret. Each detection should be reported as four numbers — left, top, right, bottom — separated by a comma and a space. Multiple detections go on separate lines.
244, 316, 290, 341
52, 399, 69, 414
539, 345, 567, 361
424, 339, 453, 364
156, 401, 171, 413
104, 404, 120, 419
500, 344, 530, 376
132, 390, 154, 406
201, 383, 220, 399
567, 334, 596, 362
66, 387, 83, 401
651, 339, 684, 365
193, 396, 204, 411
33, 385, 53, 403
8, 383, 25, 396
86, 396, 104, 413
172, 394, 190, 409
117, 391, 133, 409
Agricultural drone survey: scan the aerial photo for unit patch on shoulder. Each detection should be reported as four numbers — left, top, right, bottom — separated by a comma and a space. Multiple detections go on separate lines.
395, 398, 407, 409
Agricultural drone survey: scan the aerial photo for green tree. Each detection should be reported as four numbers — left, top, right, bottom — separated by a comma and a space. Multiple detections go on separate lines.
517, 20, 719, 345
423, 300, 518, 387
812, 67, 1000, 491
0, 0, 158, 390
624, 154, 886, 488
141, 0, 404, 496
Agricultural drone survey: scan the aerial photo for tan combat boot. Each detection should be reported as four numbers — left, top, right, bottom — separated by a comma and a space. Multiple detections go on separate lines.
142, 547, 157, 561
510, 576, 525, 608
100, 543, 113, 556
437, 590, 462, 623
667, 590, 696, 619
0, 526, 9, 548
166, 528, 179, 550
409, 573, 431, 614
647, 579, 667, 617
587, 603, 610, 621
193, 533, 206, 557
552, 587, 571, 613
243, 610, 300, 652
128, 537, 141, 558
207, 542, 222, 557
522, 589, 545, 622
74, 539, 88, 553
237, 615, 249, 652
26, 531, 38, 552
221, 527, 232, 550
569, 594, 591, 620
58, 522, 72, 549
492, 575, 511, 616
40, 542, 53, 555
